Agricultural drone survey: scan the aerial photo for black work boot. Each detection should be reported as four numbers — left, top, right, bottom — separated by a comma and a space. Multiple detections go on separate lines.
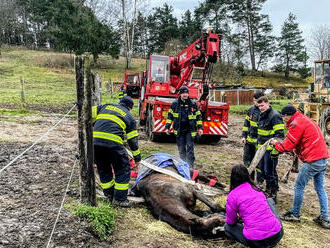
112, 199, 133, 208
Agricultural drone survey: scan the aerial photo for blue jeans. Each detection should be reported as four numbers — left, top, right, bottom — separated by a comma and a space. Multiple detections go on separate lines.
290, 158, 329, 221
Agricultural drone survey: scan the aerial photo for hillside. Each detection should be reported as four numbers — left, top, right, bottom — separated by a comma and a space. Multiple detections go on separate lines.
0, 46, 310, 111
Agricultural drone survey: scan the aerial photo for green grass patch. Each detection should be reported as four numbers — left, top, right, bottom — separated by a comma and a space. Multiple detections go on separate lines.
67, 200, 116, 239
0, 108, 37, 116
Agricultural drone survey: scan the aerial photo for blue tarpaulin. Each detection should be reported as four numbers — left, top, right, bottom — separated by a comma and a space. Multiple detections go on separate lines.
133, 153, 191, 188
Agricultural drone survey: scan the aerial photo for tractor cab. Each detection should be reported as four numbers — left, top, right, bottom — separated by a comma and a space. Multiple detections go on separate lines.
124, 71, 140, 99
312, 59, 330, 100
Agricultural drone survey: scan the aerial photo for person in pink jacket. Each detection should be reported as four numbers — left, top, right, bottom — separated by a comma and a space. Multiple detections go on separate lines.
225, 165, 283, 247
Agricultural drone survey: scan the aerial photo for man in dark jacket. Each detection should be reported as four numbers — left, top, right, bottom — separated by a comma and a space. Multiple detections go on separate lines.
92, 96, 141, 207
165, 86, 203, 167
241, 91, 265, 167
270, 104, 330, 229
256, 96, 285, 202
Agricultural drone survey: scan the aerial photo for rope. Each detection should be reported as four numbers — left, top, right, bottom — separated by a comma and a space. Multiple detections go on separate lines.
46, 156, 77, 248
0, 103, 76, 176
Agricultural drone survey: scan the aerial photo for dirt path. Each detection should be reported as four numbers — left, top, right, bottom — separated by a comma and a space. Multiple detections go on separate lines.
0, 113, 329, 247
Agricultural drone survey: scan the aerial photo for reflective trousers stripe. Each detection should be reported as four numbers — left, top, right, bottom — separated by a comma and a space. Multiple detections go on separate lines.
100, 179, 115, 189
114, 182, 129, 190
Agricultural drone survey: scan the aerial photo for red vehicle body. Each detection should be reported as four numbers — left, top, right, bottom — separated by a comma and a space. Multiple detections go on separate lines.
127, 31, 229, 142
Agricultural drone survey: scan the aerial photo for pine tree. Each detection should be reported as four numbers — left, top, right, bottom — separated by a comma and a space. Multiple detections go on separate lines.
228, 0, 271, 71
277, 13, 304, 78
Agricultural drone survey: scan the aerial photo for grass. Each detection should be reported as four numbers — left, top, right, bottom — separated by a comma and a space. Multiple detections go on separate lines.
66, 200, 116, 239
0, 46, 145, 110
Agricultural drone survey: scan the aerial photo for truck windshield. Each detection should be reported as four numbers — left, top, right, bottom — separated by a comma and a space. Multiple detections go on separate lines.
150, 55, 169, 83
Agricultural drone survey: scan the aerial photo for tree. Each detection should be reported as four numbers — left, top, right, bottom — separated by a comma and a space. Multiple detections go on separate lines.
196, 0, 230, 35
296, 48, 311, 79
254, 15, 275, 71
277, 13, 304, 78
310, 24, 330, 60
146, 4, 179, 54
228, 0, 271, 71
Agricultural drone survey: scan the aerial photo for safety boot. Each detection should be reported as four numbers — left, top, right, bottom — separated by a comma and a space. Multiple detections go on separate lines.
112, 199, 133, 208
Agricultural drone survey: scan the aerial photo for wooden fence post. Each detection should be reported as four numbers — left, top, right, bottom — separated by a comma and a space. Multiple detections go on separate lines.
75, 55, 96, 206
94, 73, 102, 105
20, 77, 26, 111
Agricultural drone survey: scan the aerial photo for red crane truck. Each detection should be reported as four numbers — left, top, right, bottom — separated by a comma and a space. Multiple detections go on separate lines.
126, 31, 229, 143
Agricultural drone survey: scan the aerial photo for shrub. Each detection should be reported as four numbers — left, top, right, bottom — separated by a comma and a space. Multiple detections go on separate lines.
68, 201, 116, 239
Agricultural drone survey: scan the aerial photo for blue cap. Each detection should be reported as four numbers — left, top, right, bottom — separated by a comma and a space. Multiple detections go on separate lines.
179, 86, 189, 94
119, 96, 134, 110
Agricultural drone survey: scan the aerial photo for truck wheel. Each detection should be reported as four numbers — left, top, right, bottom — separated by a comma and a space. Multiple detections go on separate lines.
146, 109, 156, 141
320, 107, 330, 144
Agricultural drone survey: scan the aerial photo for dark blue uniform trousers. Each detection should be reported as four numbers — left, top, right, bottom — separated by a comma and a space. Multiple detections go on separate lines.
176, 131, 195, 167
257, 150, 279, 191
94, 145, 130, 201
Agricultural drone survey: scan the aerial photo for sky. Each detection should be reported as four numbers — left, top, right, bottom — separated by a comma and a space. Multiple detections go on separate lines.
150, 0, 330, 44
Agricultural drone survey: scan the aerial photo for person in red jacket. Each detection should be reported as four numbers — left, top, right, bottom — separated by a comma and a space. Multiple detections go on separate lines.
270, 104, 330, 229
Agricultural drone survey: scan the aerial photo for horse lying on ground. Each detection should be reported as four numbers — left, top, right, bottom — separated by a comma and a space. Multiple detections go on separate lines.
131, 153, 226, 238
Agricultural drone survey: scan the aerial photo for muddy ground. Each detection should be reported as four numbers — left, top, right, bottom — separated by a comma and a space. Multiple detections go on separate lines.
0, 112, 329, 247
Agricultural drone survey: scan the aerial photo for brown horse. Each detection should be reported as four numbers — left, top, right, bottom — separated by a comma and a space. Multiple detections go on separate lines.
134, 165, 226, 238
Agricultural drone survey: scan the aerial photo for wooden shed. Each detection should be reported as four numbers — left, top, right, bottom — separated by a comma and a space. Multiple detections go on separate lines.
209, 89, 255, 105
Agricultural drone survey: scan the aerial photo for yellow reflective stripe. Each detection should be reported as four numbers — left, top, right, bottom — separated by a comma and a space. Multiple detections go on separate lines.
100, 179, 114, 189
188, 114, 196, 120
166, 119, 172, 124
114, 182, 129, 190
245, 115, 250, 120
258, 129, 274, 136
273, 124, 285, 131
242, 126, 248, 132
247, 136, 257, 143
169, 109, 173, 114
93, 131, 123, 144
92, 106, 98, 119
250, 121, 257, 127
105, 105, 126, 116
132, 149, 140, 156
127, 130, 138, 140
97, 114, 126, 130
197, 120, 202, 125
191, 132, 197, 137
196, 110, 201, 115
173, 113, 179, 118
173, 130, 178, 135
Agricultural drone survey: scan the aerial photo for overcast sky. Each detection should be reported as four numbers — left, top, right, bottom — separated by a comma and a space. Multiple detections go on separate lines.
150, 0, 330, 43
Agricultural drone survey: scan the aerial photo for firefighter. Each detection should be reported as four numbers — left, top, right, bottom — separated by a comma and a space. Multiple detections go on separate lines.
165, 86, 203, 167
241, 91, 265, 167
256, 96, 285, 202
118, 85, 127, 99
270, 105, 330, 229
92, 96, 141, 207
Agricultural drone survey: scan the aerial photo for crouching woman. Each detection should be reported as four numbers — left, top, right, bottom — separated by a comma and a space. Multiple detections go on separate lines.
225, 165, 283, 248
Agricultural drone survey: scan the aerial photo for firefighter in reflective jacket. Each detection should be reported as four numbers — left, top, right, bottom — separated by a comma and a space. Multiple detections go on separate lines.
241, 91, 265, 167
118, 85, 127, 99
92, 96, 141, 207
165, 86, 203, 167
256, 96, 285, 202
